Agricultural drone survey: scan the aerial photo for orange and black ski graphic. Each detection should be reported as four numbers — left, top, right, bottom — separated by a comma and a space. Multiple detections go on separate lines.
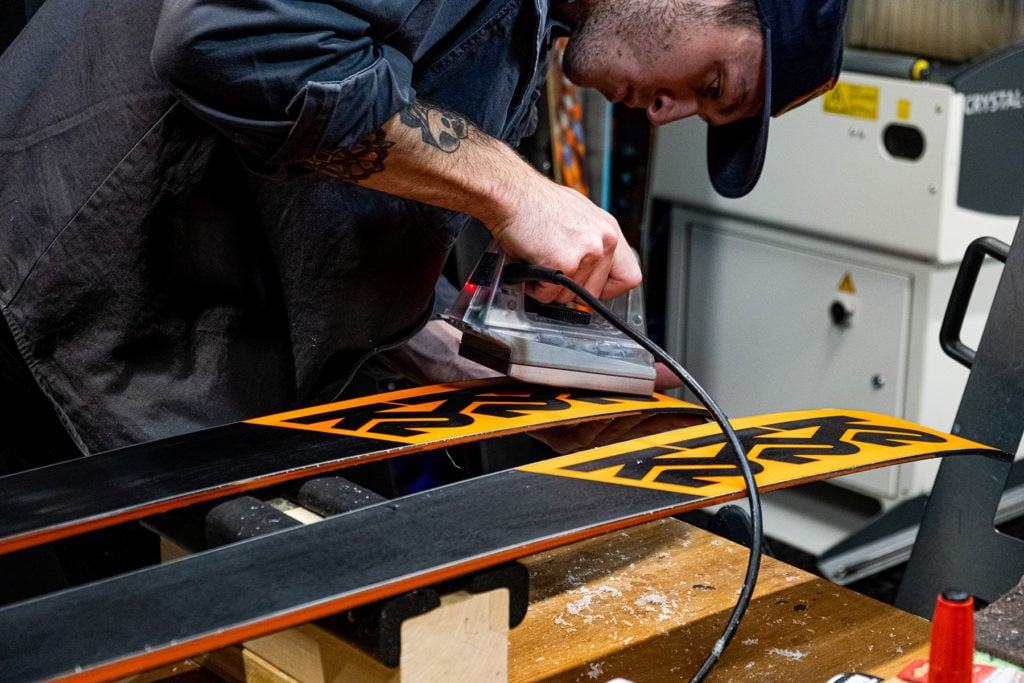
2, 407, 1007, 683
0, 379, 702, 555
520, 409, 999, 495
245, 379, 692, 443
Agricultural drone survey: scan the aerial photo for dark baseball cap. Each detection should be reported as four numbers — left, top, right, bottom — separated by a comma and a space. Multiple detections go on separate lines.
707, 0, 848, 198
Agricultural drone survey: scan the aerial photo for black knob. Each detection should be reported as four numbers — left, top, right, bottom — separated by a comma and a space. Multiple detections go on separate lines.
830, 301, 853, 326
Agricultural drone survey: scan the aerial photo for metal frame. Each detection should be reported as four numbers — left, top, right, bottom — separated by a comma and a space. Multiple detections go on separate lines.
895, 226, 1024, 618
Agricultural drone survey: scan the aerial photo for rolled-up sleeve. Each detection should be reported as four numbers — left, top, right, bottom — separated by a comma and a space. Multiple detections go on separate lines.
151, 0, 418, 165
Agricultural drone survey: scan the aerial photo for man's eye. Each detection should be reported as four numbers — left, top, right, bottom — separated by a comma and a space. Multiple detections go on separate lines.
708, 76, 722, 99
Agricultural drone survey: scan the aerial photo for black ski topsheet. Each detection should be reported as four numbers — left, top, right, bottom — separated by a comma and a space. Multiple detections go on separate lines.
0, 379, 703, 555
0, 408, 1006, 682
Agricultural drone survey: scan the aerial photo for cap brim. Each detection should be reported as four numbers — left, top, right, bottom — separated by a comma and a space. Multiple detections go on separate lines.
706, 27, 773, 199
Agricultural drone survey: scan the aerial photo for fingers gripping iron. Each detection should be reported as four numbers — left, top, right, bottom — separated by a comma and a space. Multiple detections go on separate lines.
443, 243, 656, 395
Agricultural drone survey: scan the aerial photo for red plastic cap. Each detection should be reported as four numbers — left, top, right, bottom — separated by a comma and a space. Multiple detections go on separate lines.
928, 590, 975, 683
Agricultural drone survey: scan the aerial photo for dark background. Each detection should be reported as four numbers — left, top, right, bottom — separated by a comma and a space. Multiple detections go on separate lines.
1, 0, 43, 55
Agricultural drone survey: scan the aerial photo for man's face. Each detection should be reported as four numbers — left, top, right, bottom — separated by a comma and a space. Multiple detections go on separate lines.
562, 0, 766, 127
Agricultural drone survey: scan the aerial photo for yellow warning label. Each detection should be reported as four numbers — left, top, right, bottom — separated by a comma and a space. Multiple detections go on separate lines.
838, 273, 856, 294
823, 82, 879, 120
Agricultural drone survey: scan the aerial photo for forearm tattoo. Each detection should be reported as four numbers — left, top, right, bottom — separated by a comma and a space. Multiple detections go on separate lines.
305, 130, 394, 182
399, 101, 468, 153
304, 102, 468, 183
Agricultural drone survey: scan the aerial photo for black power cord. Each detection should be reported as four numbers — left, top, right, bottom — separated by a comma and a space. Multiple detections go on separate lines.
503, 262, 763, 682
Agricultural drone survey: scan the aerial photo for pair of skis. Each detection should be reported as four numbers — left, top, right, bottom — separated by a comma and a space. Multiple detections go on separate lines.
0, 378, 1006, 681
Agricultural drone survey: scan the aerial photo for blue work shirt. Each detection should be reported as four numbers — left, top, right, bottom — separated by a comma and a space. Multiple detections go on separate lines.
0, 0, 561, 451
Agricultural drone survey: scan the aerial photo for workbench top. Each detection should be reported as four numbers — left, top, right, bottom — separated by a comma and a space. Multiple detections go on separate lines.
510, 517, 931, 682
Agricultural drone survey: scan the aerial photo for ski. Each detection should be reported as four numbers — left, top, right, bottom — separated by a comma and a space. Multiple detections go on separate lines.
0, 407, 1006, 682
0, 378, 704, 555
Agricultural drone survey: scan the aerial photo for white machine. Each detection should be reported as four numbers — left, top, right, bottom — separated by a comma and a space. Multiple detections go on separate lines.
648, 44, 1024, 581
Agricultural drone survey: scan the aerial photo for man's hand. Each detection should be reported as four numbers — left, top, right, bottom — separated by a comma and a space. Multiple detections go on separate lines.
486, 172, 640, 304
529, 412, 706, 455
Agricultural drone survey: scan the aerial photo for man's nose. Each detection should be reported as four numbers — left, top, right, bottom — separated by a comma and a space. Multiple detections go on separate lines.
646, 94, 699, 126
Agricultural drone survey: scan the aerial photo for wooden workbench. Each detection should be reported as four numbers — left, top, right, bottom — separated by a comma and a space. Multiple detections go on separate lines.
135, 517, 931, 682
509, 517, 929, 681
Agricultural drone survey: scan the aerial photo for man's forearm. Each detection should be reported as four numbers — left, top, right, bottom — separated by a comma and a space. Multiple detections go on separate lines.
303, 99, 527, 229
304, 99, 641, 304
